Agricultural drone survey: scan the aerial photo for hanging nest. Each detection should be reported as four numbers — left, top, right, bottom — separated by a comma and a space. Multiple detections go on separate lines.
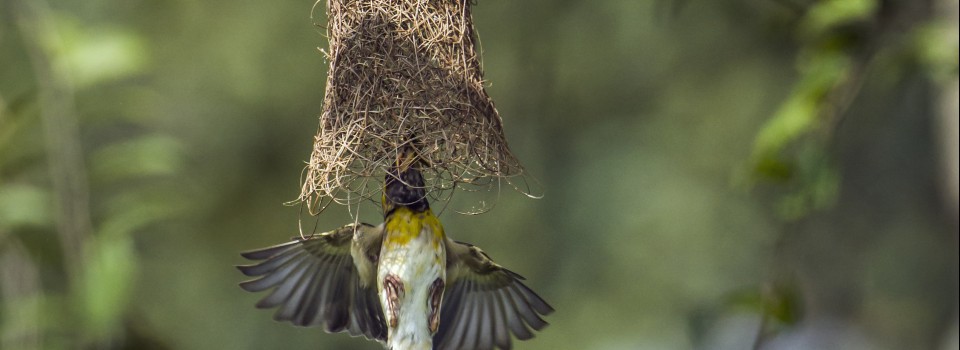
299, 0, 534, 214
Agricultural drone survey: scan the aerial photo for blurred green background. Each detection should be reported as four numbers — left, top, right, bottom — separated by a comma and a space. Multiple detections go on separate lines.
1, 0, 957, 349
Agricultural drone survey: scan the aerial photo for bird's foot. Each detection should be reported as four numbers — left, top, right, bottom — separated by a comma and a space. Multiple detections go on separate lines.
428, 277, 444, 333
384, 274, 404, 328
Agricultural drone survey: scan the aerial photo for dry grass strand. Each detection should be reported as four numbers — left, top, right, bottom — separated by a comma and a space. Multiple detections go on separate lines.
299, 0, 536, 215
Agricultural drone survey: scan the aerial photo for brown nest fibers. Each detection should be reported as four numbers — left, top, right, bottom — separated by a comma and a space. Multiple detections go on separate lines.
299, 0, 534, 214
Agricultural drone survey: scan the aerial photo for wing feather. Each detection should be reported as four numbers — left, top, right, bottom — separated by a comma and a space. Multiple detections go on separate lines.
505, 284, 548, 330
490, 289, 511, 350
239, 241, 297, 260
237, 223, 386, 342
237, 248, 304, 276
239, 254, 302, 292
436, 240, 554, 349
461, 281, 482, 349
293, 262, 325, 325
274, 262, 317, 320
324, 258, 352, 332
347, 277, 386, 340
435, 278, 466, 350
477, 290, 494, 350
499, 287, 533, 341
255, 262, 310, 307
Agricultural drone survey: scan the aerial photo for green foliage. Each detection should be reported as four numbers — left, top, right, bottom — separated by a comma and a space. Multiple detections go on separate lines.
746, 0, 883, 220
799, 0, 876, 39
0, 184, 52, 230
91, 136, 184, 182
0, 0, 954, 349
78, 234, 137, 342
727, 282, 803, 327
748, 49, 850, 219
751, 48, 850, 177
0, 1, 183, 347
45, 16, 148, 89
738, 1, 956, 347
910, 21, 960, 83
775, 145, 840, 220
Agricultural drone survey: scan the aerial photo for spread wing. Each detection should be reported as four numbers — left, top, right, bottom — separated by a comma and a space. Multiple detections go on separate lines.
236, 223, 387, 342
434, 240, 554, 350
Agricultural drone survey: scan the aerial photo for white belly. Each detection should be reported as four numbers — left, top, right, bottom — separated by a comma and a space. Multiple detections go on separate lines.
378, 230, 446, 350
380, 232, 443, 282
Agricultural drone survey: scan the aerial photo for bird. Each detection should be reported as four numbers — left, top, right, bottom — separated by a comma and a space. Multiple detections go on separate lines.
236, 151, 553, 350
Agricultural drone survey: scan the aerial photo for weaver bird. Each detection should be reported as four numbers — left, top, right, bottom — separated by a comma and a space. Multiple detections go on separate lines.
237, 158, 553, 350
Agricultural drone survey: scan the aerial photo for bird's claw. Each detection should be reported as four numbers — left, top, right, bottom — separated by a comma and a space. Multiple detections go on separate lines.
428, 277, 444, 333
384, 274, 404, 328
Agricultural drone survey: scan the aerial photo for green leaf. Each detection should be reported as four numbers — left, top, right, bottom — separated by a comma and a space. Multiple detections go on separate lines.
775, 144, 840, 220
43, 16, 148, 89
0, 184, 52, 230
90, 135, 184, 183
911, 21, 960, 83
78, 235, 137, 342
99, 190, 182, 240
726, 283, 803, 326
750, 49, 850, 182
800, 0, 877, 39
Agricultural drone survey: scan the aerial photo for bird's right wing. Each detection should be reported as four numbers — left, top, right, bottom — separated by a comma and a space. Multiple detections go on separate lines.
435, 239, 554, 350
236, 223, 387, 342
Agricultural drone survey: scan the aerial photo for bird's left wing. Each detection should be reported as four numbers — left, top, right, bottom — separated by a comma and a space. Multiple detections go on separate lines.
237, 223, 387, 342
434, 239, 555, 350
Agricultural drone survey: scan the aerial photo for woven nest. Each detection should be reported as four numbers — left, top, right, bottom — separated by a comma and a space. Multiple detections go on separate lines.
299, 0, 534, 214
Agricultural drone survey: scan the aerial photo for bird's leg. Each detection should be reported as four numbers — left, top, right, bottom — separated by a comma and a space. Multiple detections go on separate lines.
428, 277, 444, 333
384, 274, 404, 328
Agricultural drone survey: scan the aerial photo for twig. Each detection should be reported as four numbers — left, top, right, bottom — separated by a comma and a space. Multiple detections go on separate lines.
13, 0, 92, 285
